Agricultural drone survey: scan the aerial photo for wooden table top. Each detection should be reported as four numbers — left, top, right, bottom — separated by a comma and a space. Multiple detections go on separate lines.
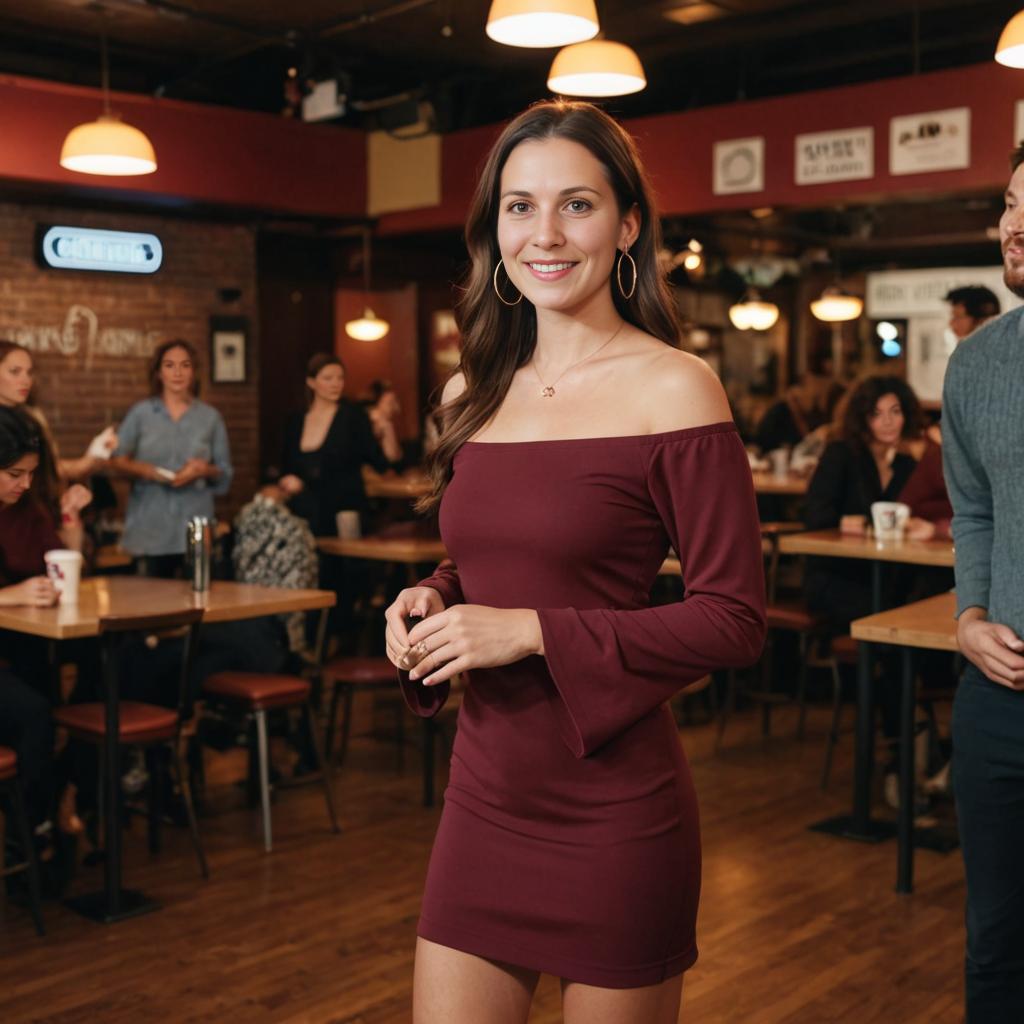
850, 592, 959, 652
363, 469, 432, 500
318, 535, 448, 565
751, 471, 809, 496
778, 529, 955, 567
0, 577, 335, 641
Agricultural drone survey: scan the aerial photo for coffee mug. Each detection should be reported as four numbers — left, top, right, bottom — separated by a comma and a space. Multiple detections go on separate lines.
44, 549, 84, 605
871, 501, 910, 541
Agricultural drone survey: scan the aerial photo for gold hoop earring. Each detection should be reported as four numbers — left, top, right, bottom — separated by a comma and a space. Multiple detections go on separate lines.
616, 249, 637, 301
492, 259, 523, 307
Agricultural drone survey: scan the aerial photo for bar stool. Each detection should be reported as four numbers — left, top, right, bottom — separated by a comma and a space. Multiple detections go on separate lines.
322, 657, 405, 769
201, 671, 339, 852
0, 746, 45, 936
53, 609, 208, 883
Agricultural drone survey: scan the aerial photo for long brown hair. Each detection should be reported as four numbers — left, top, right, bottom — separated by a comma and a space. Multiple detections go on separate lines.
417, 100, 680, 514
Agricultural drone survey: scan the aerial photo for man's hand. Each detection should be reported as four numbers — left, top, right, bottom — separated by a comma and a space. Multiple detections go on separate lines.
958, 607, 1024, 689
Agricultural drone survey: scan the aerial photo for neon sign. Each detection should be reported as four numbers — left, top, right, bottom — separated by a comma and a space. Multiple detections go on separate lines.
39, 226, 163, 274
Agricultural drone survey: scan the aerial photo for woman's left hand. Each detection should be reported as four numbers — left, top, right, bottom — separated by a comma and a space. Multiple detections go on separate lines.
906, 516, 937, 541
60, 484, 92, 517
406, 605, 544, 687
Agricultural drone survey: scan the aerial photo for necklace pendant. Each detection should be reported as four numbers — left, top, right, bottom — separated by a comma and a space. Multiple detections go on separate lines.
541, 386, 555, 398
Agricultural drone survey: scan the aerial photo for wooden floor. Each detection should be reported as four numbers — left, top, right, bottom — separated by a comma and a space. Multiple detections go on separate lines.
0, 703, 965, 1023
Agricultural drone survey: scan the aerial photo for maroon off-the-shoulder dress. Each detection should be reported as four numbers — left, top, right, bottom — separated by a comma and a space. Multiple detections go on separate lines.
404, 422, 766, 988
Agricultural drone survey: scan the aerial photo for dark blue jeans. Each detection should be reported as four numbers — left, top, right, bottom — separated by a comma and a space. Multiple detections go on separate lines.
0, 669, 54, 830
952, 663, 1024, 1022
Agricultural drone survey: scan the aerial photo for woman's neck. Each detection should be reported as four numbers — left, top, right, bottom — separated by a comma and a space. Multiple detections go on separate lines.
532, 296, 624, 370
162, 390, 191, 409
309, 396, 338, 416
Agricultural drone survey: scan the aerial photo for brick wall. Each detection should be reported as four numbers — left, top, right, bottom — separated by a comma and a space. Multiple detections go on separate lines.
0, 202, 259, 522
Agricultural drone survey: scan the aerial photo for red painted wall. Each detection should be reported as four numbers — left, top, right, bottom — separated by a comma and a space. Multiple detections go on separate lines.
378, 61, 1024, 235
0, 74, 366, 219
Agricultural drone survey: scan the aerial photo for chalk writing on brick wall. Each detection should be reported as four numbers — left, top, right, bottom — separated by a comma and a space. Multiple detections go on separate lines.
0, 305, 162, 365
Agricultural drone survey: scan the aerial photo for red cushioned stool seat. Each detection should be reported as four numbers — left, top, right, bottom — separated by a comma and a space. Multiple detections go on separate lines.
322, 656, 395, 686
831, 635, 859, 664
766, 599, 823, 633
203, 672, 310, 710
53, 702, 178, 744
0, 745, 16, 781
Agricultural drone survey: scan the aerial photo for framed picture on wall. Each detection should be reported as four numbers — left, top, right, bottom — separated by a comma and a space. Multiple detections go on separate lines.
210, 316, 247, 383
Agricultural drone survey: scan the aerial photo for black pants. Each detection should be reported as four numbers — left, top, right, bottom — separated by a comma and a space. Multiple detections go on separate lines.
952, 663, 1024, 1022
0, 669, 54, 830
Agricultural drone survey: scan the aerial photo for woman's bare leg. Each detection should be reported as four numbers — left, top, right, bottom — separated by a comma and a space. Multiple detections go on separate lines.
561, 974, 684, 1024
413, 937, 539, 1024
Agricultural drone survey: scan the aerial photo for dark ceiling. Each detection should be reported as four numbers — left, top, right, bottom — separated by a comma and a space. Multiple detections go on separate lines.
0, 0, 1020, 133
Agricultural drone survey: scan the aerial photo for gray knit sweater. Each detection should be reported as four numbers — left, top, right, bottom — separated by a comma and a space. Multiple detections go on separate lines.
943, 305, 1024, 635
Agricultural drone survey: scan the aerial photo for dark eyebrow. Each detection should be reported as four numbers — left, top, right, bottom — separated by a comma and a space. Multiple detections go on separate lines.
499, 186, 601, 200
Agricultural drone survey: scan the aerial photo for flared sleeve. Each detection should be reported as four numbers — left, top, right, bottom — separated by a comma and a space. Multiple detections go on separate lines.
537, 427, 767, 757
396, 559, 463, 718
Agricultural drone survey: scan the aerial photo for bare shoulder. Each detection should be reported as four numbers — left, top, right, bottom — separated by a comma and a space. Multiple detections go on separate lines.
441, 371, 466, 407
636, 344, 732, 433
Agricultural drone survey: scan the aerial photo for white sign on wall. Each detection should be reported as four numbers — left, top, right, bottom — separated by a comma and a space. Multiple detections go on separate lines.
795, 127, 873, 184
865, 266, 1018, 318
889, 107, 970, 176
1015, 99, 1024, 148
713, 137, 764, 195
39, 226, 162, 274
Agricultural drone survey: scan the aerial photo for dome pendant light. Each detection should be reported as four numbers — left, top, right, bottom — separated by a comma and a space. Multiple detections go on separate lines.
548, 40, 647, 97
996, 10, 1024, 68
59, 24, 156, 176
486, 0, 599, 48
728, 288, 780, 331
810, 286, 863, 323
345, 229, 390, 342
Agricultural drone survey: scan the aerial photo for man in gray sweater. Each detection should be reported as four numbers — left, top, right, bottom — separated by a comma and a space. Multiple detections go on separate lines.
943, 144, 1024, 1022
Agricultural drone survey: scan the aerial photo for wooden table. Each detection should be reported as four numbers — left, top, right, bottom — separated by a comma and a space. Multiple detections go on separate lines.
851, 592, 958, 893
752, 471, 809, 496
1, 577, 335, 924
318, 535, 447, 566
362, 469, 432, 500
778, 529, 955, 847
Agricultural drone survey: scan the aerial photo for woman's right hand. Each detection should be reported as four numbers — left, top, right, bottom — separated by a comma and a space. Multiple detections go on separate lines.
840, 514, 867, 536
384, 587, 445, 669
278, 474, 304, 495
2, 576, 59, 608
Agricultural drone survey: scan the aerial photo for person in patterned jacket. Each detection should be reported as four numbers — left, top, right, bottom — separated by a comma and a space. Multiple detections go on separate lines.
232, 481, 318, 656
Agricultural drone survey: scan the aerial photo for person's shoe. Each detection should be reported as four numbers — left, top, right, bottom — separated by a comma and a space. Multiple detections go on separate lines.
884, 771, 931, 815
923, 760, 952, 797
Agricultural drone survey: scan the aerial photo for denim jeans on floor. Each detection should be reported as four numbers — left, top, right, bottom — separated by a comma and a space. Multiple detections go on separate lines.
952, 663, 1024, 1023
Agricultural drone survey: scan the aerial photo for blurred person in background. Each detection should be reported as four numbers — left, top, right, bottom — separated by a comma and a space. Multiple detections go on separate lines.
110, 339, 232, 578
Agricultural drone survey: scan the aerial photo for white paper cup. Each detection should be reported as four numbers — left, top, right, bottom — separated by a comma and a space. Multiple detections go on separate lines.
768, 447, 790, 478
44, 549, 83, 605
871, 501, 910, 541
336, 510, 362, 540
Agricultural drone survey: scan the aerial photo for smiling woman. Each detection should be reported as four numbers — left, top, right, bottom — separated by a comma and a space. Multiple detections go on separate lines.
384, 101, 766, 1024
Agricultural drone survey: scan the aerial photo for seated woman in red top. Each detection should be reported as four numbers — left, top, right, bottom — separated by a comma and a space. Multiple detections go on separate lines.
0, 407, 85, 864
382, 101, 766, 1024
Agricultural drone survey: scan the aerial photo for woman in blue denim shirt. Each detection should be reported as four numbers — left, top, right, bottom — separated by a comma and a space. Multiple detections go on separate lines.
111, 339, 233, 577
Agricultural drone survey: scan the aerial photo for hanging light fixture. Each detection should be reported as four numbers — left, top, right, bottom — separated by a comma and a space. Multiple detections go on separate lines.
728, 288, 780, 332
810, 286, 863, 323
345, 229, 390, 342
59, 21, 156, 176
996, 10, 1024, 68
486, 0, 599, 48
547, 39, 646, 96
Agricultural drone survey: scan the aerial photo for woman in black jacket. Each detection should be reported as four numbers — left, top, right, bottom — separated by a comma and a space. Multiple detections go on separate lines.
804, 374, 922, 624
280, 353, 396, 537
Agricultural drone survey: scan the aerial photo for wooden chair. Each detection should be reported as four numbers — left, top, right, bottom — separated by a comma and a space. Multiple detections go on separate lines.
0, 746, 45, 936
52, 609, 208, 880
322, 657, 406, 770
201, 669, 339, 852
717, 523, 820, 746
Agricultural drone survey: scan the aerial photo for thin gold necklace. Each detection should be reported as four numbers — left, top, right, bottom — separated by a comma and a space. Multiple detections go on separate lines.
531, 321, 625, 398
